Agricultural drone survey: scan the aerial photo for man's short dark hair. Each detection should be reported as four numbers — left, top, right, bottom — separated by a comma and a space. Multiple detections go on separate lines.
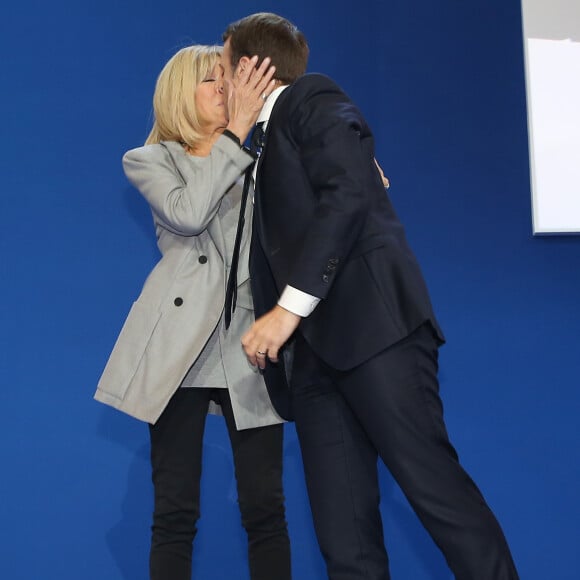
223, 12, 309, 84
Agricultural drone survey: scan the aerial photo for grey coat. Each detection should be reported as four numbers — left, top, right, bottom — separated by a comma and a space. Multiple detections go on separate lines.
94, 136, 282, 429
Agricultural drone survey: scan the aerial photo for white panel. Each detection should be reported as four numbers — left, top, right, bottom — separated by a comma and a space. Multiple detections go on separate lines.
521, 0, 580, 234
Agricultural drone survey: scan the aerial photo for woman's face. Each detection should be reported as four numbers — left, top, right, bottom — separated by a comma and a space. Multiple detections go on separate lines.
195, 61, 227, 134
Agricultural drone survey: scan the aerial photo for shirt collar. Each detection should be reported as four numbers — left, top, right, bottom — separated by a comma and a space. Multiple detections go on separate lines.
257, 84, 288, 126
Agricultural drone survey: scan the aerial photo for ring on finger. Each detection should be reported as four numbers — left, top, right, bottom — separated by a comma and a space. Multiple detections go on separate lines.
261, 93, 267, 101
256, 350, 267, 356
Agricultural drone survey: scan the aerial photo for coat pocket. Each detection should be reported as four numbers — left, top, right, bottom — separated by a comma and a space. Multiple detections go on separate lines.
97, 301, 162, 401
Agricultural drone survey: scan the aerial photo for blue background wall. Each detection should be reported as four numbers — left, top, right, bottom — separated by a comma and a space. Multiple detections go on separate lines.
1, 1, 578, 578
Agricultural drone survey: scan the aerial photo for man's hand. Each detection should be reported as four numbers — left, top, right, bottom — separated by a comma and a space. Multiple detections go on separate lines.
374, 158, 390, 189
241, 305, 301, 369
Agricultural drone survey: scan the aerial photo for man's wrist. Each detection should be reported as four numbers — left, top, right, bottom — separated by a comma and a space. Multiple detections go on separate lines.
278, 285, 320, 317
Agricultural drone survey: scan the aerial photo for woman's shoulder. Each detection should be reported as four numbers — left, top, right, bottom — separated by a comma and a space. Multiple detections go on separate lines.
122, 141, 181, 163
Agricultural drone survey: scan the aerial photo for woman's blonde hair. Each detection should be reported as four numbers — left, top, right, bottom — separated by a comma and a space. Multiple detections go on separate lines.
145, 45, 222, 147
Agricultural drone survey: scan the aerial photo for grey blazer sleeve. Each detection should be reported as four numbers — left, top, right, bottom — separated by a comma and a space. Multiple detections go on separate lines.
122, 135, 253, 236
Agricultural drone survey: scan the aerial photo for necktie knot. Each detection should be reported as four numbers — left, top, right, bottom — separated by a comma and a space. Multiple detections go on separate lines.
250, 122, 266, 157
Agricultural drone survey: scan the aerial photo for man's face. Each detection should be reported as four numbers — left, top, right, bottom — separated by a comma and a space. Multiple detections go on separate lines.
221, 39, 235, 83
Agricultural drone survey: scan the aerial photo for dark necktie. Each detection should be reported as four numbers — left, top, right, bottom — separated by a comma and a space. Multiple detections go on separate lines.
224, 122, 266, 329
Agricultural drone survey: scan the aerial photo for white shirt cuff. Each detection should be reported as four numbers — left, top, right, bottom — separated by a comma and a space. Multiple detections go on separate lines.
278, 285, 320, 317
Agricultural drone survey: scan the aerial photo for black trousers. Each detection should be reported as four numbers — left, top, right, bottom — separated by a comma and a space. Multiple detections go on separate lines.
148, 387, 290, 580
291, 323, 519, 580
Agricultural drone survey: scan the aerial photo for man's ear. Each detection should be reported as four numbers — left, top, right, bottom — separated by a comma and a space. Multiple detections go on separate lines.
237, 55, 253, 74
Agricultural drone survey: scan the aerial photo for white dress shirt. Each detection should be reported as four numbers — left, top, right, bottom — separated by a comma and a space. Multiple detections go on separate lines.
255, 85, 320, 318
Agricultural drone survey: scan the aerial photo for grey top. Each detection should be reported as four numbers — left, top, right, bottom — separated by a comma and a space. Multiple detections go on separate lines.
181, 187, 239, 389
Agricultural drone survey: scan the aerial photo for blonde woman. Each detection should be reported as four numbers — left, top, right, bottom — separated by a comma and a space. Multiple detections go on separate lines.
94, 45, 291, 580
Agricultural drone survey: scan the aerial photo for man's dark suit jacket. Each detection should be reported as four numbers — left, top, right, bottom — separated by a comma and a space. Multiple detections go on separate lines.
250, 73, 444, 420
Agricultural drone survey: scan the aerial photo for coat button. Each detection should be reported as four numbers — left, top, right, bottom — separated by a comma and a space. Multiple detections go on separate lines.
174, 297, 183, 306
322, 274, 329, 283
198, 255, 208, 264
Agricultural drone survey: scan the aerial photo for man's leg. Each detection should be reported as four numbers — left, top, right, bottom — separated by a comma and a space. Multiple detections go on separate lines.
291, 334, 390, 580
337, 323, 519, 580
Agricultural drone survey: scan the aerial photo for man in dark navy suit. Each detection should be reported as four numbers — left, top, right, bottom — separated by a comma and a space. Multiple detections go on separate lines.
222, 13, 519, 579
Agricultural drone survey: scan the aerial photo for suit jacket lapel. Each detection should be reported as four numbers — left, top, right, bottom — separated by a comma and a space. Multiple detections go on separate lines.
254, 87, 289, 200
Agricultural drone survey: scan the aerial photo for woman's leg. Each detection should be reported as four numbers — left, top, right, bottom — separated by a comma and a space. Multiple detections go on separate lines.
218, 389, 291, 580
148, 388, 211, 580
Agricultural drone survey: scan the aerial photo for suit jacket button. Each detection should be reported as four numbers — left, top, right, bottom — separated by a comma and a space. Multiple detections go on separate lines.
322, 274, 330, 283
198, 255, 208, 264
174, 297, 183, 306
